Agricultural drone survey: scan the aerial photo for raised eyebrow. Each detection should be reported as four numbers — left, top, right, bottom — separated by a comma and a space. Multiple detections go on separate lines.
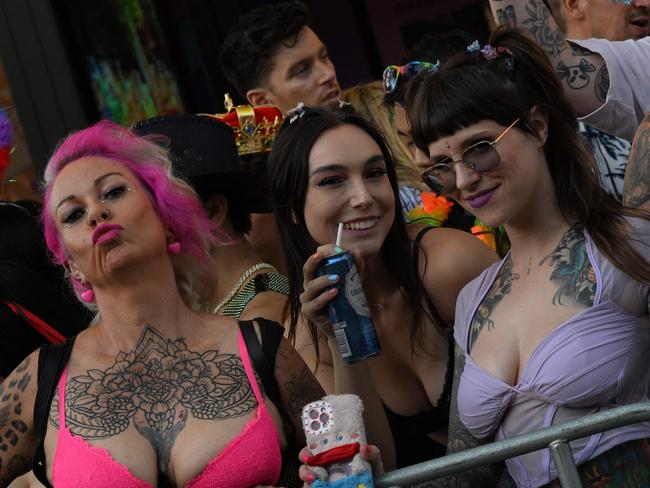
55, 172, 124, 211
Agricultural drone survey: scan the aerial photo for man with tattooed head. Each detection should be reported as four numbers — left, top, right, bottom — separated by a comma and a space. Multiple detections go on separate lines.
0, 121, 326, 487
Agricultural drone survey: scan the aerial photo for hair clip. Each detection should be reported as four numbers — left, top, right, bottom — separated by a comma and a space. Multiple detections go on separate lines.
466, 40, 480, 53
467, 41, 515, 69
338, 99, 352, 109
481, 44, 513, 60
288, 102, 306, 124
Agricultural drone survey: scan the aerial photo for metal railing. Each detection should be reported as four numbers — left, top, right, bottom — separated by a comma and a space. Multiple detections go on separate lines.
376, 402, 650, 487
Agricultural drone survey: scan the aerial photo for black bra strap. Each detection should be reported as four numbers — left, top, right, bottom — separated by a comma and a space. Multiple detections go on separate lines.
238, 319, 284, 412
32, 336, 76, 487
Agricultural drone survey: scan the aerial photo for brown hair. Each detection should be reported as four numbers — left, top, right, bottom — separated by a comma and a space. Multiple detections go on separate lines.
408, 26, 650, 285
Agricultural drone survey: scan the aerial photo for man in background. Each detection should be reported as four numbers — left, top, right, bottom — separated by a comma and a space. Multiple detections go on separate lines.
220, 1, 341, 114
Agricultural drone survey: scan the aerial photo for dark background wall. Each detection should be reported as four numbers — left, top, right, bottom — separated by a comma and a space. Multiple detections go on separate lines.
0, 0, 490, 177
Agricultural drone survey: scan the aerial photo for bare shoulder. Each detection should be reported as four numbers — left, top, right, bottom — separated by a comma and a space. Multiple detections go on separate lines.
239, 290, 288, 324
412, 226, 498, 287
408, 226, 498, 322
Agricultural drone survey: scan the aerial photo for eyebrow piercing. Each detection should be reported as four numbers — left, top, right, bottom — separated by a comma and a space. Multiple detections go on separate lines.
445, 141, 451, 149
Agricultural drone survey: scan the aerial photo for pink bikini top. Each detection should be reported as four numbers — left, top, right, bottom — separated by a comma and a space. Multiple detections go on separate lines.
51, 330, 282, 488
454, 219, 650, 487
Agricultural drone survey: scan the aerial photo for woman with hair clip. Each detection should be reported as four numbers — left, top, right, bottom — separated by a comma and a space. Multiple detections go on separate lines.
268, 106, 497, 469
0, 121, 324, 488
405, 26, 650, 487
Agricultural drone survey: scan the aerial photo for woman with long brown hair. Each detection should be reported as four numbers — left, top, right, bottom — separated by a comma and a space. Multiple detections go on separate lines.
405, 26, 650, 486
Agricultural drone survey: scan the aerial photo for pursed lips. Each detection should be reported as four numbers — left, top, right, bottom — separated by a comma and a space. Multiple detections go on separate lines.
92, 224, 124, 246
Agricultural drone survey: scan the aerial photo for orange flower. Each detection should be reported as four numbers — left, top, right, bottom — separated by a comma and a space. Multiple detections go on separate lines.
406, 192, 454, 227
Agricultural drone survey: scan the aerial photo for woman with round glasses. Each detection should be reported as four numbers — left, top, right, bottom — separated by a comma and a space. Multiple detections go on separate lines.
269, 106, 497, 469
406, 27, 650, 485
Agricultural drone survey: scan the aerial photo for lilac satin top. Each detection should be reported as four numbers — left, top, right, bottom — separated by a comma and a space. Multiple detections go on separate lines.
454, 219, 650, 488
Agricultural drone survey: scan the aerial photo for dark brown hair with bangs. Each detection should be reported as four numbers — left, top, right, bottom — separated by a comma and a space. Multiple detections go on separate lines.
269, 107, 446, 356
407, 26, 650, 285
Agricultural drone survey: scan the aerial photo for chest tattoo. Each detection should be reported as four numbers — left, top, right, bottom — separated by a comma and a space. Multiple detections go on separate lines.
49, 325, 258, 474
469, 255, 520, 349
540, 226, 596, 307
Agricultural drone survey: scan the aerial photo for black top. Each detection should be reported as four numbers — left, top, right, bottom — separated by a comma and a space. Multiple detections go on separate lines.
384, 333, 455, 466
383, 225, 455, 467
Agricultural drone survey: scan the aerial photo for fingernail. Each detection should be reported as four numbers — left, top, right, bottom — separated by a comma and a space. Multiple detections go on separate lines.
328, 274, 338, 282
306, 474, 315, 483
334, 246, 344, 253
330, 288, 338, 294
362, 445, 373, 456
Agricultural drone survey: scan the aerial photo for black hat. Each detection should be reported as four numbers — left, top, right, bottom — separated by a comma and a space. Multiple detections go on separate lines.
133, 114, 269, 213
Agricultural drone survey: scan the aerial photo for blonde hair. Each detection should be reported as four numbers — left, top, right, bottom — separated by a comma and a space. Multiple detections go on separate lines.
342, 81, 426, 191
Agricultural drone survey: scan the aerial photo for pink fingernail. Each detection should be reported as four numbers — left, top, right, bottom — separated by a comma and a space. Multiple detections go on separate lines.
306, 474, 315, 483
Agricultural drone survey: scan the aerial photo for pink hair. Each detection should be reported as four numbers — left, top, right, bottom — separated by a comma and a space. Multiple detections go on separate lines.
42, 121, 222, 307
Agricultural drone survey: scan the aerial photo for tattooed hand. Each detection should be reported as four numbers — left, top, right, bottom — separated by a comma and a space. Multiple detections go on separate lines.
0, 353, 39, 487
623, 112, 650, 210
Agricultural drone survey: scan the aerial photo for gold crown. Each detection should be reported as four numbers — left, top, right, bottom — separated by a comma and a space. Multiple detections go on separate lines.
206, 94, 283, 156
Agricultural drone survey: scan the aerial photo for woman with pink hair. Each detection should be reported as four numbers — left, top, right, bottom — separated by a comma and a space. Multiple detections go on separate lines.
0, 121, 323, 487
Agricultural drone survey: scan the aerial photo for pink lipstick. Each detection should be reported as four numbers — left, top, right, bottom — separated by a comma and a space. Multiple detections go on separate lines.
92, 224, 123, 246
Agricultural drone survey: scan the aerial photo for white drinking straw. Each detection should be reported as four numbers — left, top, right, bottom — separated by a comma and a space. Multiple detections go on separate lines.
336, 222, 344, 248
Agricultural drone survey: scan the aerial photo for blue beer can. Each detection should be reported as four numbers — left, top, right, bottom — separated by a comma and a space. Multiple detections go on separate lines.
316, 251, 381, 363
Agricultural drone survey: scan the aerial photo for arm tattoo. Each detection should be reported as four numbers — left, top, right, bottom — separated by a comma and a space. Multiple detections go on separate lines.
496, 5, 516, 25
595, 65, 610, 103
281, 363, 324, 418
569, 43, 593, 57
540, 226, 596, 307
522, 0, 567, 57
276, 341, 323, 419
623, 113, 650, 209
412, 346, 502, 488
0, 454, 31, 485
63, 325, 257, 476
469, 255, 519, 350
0, 356, 33, 483
557, 59, 596, 90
